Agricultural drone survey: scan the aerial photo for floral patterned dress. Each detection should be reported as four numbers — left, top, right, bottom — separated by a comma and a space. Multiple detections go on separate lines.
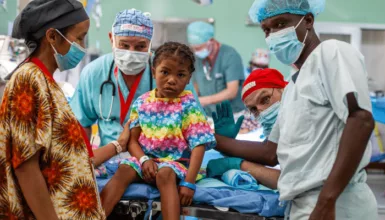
0, 58, 105, 219
121, 89, 216, 180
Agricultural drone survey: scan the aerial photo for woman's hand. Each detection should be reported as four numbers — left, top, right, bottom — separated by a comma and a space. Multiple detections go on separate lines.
141, 159, 158, 183
179, 186, 194, 206
117, 120, 131, 151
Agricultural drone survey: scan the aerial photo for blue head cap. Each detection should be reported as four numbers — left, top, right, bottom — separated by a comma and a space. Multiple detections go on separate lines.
112, 9, 154, 40
187, 21, 214, 45
248, 0, 325, 23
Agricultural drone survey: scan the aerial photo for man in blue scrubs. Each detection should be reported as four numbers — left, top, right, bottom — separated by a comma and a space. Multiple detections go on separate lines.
71, 9, 201, 160
187, 21, 245, 120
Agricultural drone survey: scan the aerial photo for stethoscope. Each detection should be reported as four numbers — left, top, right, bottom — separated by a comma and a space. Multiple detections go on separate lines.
203, 62, 212, 81
98, 60, 153, 122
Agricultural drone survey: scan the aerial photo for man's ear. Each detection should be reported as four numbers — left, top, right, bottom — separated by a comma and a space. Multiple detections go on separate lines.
46, 28, 58, 45
109, 32, 114, 47
304, 13, 314, 30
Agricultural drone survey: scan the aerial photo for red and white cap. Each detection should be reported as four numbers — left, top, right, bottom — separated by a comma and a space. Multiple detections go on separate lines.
242, 68, 288, 101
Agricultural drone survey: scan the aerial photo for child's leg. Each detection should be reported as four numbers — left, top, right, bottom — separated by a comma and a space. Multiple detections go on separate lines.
100, 164, 141, 216
156, 167, 180, 220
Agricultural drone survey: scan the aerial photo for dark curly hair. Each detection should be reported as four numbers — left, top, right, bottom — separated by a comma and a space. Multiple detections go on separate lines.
153, 41, 196, 73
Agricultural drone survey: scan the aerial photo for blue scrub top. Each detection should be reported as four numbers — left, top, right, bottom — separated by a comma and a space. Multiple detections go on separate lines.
192, 44, 245, 116
70, 53, 203, 147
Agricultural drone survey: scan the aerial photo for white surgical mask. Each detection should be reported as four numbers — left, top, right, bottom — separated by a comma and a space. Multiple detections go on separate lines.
195, 48, 210, 59
194, 41, 212, 59
112, 30, 151, 75
257, 101, 280, 136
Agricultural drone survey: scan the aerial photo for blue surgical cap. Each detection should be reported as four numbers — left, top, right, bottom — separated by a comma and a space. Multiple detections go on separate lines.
187, 21, 214, 45
113, 9, 153, 40
248, 0, 325, 23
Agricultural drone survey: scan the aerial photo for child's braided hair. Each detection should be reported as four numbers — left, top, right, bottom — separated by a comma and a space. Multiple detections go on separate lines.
153, 41, 196, 73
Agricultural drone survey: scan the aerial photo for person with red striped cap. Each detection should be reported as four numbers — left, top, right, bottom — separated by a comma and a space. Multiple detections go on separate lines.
207, 68, 287, 189
241, 68, 288, 137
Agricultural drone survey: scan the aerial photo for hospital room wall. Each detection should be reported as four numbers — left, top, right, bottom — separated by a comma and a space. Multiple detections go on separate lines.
86, 0, 385, 77
0, 0, 17, 36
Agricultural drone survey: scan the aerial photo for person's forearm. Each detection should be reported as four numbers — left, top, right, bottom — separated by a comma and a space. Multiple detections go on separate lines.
15, 153, 59, 220
318, 110, 374, 203
128, 127, 146, 160
185, 146, 205, 183
93, 143, 117, 167
241, 161, 280, 189
128, 141, 146, 160
215, 134, 278, 166
203, 88, 237, 105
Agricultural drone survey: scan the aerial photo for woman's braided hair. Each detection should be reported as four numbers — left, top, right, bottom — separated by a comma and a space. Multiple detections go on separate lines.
153, 41, 196, 73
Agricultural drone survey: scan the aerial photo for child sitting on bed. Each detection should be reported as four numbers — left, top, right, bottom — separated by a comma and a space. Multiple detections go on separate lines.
100, 42, 216, 219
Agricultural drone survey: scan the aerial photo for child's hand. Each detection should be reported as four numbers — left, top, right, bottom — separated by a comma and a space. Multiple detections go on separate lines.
179, 186, 194, 206
142, 160, 158, 183
117, 120, 131, 151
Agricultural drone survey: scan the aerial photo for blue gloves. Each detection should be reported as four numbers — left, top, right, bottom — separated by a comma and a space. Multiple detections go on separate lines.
212, 101, 244, 139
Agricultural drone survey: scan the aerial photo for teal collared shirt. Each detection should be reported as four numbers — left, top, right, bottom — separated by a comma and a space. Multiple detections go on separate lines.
70, 53, 203, 147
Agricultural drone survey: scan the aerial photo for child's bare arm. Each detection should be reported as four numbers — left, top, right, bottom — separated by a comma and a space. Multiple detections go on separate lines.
179, 145, 205, 206
185, 145, 205, 183
128, 127, 145, 159
128, 127, 158, 182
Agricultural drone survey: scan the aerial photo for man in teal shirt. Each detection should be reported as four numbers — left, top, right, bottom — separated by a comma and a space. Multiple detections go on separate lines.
71, 9, 201, 159
187, 21, 245, 119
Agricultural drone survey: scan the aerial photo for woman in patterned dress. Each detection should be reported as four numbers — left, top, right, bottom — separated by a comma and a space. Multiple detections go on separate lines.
0, 0, 107, 219
100, 42, 216, 219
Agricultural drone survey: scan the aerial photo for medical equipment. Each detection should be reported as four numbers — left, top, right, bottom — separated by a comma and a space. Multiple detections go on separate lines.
97, 166, 285, 220
202, 62, 212, 81
98, 130, 283, 219
98, 60, 153, 122
191, 0, 213, 6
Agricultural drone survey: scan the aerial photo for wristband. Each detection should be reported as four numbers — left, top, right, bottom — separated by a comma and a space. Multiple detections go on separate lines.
139, 155, 150, 166
110, 141, 122, 154
179, 180, 196, 191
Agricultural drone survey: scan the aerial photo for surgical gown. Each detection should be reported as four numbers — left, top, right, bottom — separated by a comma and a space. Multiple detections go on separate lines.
269, 40, 377, 219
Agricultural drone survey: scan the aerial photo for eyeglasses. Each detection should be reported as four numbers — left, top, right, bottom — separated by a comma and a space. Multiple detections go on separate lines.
246, 88, 275, 117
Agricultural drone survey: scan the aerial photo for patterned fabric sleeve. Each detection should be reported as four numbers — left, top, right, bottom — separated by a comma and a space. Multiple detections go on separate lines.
181, 93, 216, 151
6, 67, 52, 169
129, 96, 142, 130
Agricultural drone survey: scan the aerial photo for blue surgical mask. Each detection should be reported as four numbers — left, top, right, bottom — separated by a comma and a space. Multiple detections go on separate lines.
258, 101, 280, 136
266, 17, 308, 65
195, 48, 210, 59
51, 29, 86, 71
